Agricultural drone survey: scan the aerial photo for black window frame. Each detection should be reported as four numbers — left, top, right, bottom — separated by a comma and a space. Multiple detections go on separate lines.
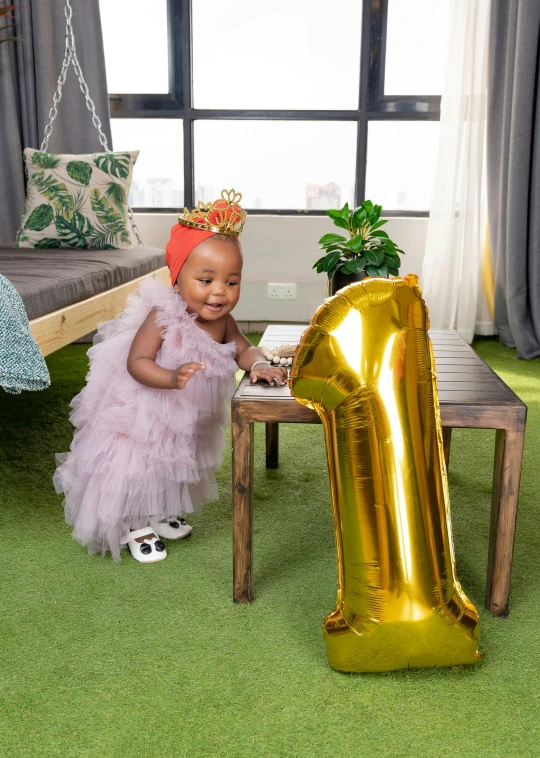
108, 0, 441, 217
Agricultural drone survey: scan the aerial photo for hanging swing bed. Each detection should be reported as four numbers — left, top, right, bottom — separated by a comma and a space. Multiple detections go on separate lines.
0, 0, 168, 357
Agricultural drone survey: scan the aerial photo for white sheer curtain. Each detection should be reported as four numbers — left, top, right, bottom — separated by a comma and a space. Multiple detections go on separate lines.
421, 0, 492, 343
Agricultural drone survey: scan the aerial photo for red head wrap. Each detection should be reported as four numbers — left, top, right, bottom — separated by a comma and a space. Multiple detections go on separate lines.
165, 225, 217, 286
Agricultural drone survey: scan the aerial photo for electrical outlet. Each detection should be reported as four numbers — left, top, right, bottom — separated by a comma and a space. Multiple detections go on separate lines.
267, 282, 297, 300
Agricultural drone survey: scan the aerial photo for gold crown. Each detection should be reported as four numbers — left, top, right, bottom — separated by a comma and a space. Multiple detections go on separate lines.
178, 189, 247, 237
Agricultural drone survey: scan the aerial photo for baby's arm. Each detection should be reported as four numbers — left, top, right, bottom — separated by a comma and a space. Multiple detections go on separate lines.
224, 315, 287, 386
127, 310, 205, 389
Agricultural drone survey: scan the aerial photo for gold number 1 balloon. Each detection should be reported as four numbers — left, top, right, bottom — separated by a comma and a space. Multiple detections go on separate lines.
290, 277, 481, 673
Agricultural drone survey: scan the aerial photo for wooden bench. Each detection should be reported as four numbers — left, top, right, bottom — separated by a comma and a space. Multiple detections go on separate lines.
29, 266, 169, 356
231, 326, 527, 618
0, 246, 168, 356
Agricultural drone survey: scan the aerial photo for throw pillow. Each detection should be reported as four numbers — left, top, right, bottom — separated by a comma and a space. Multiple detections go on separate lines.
16, 148, 140, 249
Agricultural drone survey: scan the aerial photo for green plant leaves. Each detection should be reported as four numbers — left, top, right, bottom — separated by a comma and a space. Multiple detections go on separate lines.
330, 216, 350, 231
345, 256, 367, 274
94, 152, 132, 179
318, 233, 347, 246
24, 204, 53, 231
346, 236, 365, 252
323, 250, 342, 272
31, 172, 73, 214
33, 238, 62, 248
104, 181, 127, 216
317, 198, 405, 280
370, 204, 382, 224
327, 209, 343, 222
90, 189, 131, 245
31, 151, 61, 169
90, 189, 127, 232
328, 203, 350, 221
364, 247, 385, 266
352, 206, 367, 227
365, 264, 380, 277
66, 161, 93, 186
55, 211, 95, 247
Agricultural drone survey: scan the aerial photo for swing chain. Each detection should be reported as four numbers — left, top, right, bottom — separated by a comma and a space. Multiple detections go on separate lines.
40, 0, 143, 246
126, 206, 143, 246
41, 0, 109, 153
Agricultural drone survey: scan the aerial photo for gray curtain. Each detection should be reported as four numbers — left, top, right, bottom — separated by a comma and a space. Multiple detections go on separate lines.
487, 0, 540, 359
0, 0, 112, 245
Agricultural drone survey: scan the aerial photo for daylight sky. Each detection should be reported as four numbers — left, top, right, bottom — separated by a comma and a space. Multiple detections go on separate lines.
99, 0, 451, 210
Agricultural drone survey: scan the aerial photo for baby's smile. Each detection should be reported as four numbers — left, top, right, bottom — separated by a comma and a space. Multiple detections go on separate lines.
205, 301, 224, 312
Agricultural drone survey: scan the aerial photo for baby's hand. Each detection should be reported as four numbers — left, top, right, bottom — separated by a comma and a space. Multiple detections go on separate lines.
250, 363, 288, 386
171, 362, 206, 389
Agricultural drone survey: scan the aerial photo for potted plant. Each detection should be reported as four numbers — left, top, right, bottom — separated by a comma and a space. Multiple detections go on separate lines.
313, 200, 404, 296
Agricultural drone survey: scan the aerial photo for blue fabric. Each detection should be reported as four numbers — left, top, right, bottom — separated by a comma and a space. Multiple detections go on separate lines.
0, 275, 50, 394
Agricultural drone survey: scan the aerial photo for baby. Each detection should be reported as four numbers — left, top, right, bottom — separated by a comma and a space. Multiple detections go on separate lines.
54, 190, 286, 563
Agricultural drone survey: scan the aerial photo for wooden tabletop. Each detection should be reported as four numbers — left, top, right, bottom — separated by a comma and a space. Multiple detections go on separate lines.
234, 326, 526, 429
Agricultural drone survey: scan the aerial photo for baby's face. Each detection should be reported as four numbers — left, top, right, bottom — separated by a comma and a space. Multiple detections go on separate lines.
174, 236, 243, 321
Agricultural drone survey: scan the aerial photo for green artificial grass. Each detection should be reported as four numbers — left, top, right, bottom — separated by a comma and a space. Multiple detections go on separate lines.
1, 336, 539, 757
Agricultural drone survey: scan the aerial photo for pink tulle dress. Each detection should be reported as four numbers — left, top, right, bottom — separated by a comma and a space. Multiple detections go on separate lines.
53, 277, 238, 560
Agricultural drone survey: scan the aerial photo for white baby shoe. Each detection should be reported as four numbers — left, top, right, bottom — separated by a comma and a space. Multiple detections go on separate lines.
149, 517, 193, 541
124, 527, 167, 563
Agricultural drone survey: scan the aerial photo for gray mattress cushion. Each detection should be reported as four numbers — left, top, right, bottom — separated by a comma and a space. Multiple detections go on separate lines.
0, 246, 166, 320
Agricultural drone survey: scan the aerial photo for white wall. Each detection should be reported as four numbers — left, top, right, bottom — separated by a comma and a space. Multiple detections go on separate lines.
136, 214, 428, 321
135, 213, 493, 332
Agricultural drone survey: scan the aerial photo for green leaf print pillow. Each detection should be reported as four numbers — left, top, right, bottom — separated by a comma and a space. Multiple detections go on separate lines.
15, 148, 140, 249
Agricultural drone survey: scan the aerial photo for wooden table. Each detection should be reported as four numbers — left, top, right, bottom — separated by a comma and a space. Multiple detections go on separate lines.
232, 326, 527, 617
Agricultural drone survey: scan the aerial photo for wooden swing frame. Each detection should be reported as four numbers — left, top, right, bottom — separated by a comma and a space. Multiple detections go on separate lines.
29, 266, 169, 357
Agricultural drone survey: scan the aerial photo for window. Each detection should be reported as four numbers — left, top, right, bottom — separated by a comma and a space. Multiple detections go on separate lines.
192, 1, 362, 110
366, 122, 440, 211
384, 0, 452, 95
110, 120, 184, 209
100, 0, 169, 94
194, 120, 357, 209
100, 0, 452, 214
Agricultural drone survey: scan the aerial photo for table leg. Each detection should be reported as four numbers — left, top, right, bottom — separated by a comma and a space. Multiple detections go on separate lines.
232, 406, 254, 603
485, 428, 525, 617
265, 422, 279, 469
442, 427, 452, 470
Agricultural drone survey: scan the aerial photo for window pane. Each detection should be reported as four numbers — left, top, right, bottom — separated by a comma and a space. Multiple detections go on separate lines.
110, 120, 183, 208
99, 0, 169, 94
366, 122, 440, 211
192, 1, 361, 110
195, 120, 356, 209
194, 121, 356, 210
384, 0, 452, 95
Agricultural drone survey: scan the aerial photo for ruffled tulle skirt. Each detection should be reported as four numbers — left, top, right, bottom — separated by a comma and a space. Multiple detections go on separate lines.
53, 278, 237, 560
